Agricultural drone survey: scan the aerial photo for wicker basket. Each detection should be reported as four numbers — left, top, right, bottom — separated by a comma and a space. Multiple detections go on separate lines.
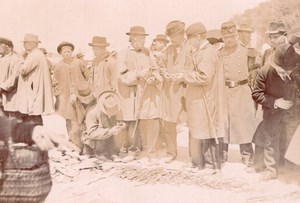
0, 145, 52, 203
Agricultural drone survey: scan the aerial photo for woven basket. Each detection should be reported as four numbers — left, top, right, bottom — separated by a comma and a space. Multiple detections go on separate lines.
0, 145, 52, 203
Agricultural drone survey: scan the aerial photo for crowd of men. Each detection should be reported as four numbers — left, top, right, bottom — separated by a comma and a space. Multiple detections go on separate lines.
0, 19, 299, 181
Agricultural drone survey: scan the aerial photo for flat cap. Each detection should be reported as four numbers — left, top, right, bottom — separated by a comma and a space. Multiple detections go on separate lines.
57, 41, 74, 54
185, 22, 207, 38
165, 21, 185, 37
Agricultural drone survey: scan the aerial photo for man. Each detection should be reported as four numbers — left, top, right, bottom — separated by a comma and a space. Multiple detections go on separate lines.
159, 20, 187, 163
88, 36, 117, 98
151, 34, 169, 65
17, 34, 54, 117
219, 22, 260, 166
238, 23, 254, 48
0, 37, 22, 117
117, 26, 161, 163
82, 91, 125, 161
252, 43, 295, 180
52, 41, 90, 147
261, 21, 287, 67
172, 22, 228, 171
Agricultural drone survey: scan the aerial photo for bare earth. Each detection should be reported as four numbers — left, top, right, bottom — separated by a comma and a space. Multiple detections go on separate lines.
45, 126, 300, 203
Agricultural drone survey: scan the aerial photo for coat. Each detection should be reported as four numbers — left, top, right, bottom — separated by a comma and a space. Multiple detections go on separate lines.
52, 58, 88, 121
116, 47, 161, 121
252, 64, 292, 146
17, 48, 54, 115
160, 40, 188, 123
0, 52, 22, 112
89, 52, 117, 98
219, 44, 260, 144
183, 41, 228, 140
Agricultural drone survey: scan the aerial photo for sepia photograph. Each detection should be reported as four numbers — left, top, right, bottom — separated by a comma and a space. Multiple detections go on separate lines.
0, 0, 300, 202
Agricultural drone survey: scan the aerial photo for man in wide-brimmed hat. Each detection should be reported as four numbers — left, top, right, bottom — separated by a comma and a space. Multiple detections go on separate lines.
0, 37, 22, 117
117, 25, 162, 164
252, 43, 296, 180
88, 36, 117, 98
219, 21, 260, 166
17, 33, 54, 117
261, 21, 287, 67
52, 41, 89, 147
159, 20, 187, 163
82, 90, 125, 161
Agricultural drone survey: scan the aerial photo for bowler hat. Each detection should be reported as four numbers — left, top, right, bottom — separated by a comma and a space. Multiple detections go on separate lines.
270, 43, 296, 71
238, 23, 254, 32
206, 29, 223, 44
23, 33, 41, 43
57, 41, 74, 54
98, 91, 121, 116
153, 34, 169, 43
288, 24, 300, 45
186, 22, 207, 38
221, 21, 238, 37
0, 37, 13, 48
75, 82, 95, 105
126, 26, 148, 36
165, 21, 185, 37
88, 36, 110, 47
265, 21, 286, 35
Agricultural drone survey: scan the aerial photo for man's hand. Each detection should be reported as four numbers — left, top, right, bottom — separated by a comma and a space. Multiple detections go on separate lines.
171, 73, 184, 83
108, 125, 122, 136
70, 93, 77, 105
146, 75, 155, 85
137, 69, 149, 79
274, 98, 293, 110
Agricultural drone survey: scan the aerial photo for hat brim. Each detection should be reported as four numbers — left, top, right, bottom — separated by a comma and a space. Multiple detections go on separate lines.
57, 43, 75, 54
98, 91, 121, 116
77, 93, 95, 105
126, 32, 148, 36
88, 43, 110, 47
23, 40, 41, 43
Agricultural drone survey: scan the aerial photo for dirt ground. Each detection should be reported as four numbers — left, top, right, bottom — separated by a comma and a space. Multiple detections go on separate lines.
45, 126, 300, 203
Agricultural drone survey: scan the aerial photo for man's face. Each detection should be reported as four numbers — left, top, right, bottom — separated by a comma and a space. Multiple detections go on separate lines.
238, 31, 252, 46
60, 46, 73, 60
23, 41, 38, 51
268, 33, 285, 48
130, 35, 146, 50
153, 41, 166, 51
169, 32, 185, 46
92, 46, 106, 57
0, 43, 9, 55
189, 35, 201, 50
222, 34, 238, 47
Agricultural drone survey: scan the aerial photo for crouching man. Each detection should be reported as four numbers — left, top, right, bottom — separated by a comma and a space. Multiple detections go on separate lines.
82, 91, 125, 161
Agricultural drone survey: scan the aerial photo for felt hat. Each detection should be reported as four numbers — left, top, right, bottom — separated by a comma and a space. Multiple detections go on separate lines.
57, 41, 74, 54
238, 23, 254, 32
75, 82, 95, 105
88, 36, 110, 47
165, 21, 185, 37
153, 34, 169, 43
265, 21, 286, 35
0, 37, 13, 48
206, 29, 223, 44
270, 43, 296, 71
185, 22, 207, 38
23, 33, 41, 43
126, 26, 148, 36
221, 21, 238, 37
98, 91, 121, 116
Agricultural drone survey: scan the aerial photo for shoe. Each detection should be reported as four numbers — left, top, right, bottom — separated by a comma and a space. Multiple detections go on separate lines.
122, 155, 136, 163
260, 171, 276, 181
162, 156, 175, 163
112, 155, 122, 163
